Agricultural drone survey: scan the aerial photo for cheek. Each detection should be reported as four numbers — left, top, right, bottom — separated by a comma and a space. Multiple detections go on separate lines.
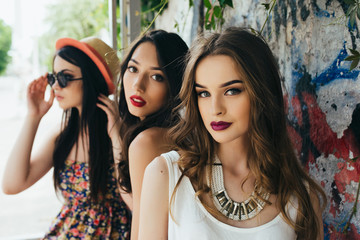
237, 101, 251, 123
71, 83, 83, 98
197, 100, 208, 123
152, 84, 168, 105
123, 74, 131, 95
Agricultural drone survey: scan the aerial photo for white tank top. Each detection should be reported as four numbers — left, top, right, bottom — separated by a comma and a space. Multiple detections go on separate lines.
163, 150, 298, 240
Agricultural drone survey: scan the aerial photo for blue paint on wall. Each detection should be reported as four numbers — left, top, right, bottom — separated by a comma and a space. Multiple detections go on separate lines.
311, 46, 360, 88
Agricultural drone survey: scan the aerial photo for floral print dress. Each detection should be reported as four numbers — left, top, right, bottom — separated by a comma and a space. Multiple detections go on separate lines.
43, 158, 131, 239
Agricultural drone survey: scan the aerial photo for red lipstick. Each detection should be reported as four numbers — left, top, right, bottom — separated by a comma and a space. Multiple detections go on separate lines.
210, 121, 232, 131
130, 95, 146, 107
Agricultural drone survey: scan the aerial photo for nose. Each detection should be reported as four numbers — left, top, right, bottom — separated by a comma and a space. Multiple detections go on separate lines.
51, 79, 61, 90
211, 95, 225, 116
132, 73, 146, 93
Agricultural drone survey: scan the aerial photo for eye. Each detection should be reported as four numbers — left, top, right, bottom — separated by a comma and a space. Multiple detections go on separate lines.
197, 91, 210, 98
225, 88, 242, 96
128, 66, 137, 73
151, 74, 164, 82
63, 73, 75, 80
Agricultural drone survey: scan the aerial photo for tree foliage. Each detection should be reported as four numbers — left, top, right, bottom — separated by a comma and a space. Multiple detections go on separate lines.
39, 0, 109, 70
0, 19, 12, 75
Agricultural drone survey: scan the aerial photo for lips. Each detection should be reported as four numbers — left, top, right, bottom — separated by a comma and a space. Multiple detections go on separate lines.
210, 121, 232, 131
55, 94, 64, 101
130, 95, 146, 107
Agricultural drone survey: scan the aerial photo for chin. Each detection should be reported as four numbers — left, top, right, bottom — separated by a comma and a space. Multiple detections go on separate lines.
128, 109, 142, 118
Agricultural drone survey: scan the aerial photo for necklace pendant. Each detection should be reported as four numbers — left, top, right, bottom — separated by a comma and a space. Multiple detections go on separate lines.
214, 190, 228, 207
210, 155, 270, 221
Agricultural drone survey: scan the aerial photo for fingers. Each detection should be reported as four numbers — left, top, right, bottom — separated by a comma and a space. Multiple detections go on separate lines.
48, 89, 55, 106
98, 94, 117, 111
40, 75, 48, 93
27, 75, 52, 104
98, 94, 119, 117
28, 76, 47, 95
96, 102, 109, 113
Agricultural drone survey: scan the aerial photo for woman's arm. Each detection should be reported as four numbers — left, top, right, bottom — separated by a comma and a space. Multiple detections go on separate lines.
128, 128, 168, 240
138, 156, 169, 240
2, 75, 56, 194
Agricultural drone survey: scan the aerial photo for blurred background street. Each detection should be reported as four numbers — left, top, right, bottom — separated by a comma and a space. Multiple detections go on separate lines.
0, 0, 63, 238
0, 76, 62, 239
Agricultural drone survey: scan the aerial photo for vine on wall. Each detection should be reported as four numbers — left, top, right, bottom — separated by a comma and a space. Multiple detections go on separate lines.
345, 0, 360, 69
202, 0, 233, 30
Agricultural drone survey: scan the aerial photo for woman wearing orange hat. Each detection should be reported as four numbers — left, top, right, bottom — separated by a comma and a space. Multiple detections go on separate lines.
2, 37, 131, 239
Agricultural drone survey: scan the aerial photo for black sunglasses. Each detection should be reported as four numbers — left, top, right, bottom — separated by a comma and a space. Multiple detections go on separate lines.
47, 71, 83, 88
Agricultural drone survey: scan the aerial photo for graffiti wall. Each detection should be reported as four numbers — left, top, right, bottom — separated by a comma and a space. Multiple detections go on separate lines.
157, 0, 360, 239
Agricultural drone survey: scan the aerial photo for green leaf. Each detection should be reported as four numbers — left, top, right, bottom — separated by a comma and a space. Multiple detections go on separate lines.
213, 6, 221, 18
349, 48, 360, 55
205, 9, 211, 22
350, 156, 359, 162
350, 58, 359, 70
205, 21, 211, 30
345, 55, 359, 61
262, 3, 271, 10
219, 0, 226, 7
224, 0, 233, 8
204, 0, 212, 9
357, 5, 360, 19
350, 11, 356, 27
189, 0, 194, 7
344, 0, 356, 4
347, 5, 356, 17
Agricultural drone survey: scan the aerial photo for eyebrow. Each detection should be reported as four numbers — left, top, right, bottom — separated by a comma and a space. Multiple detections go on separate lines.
195, 80, 243, 88
129, 58, 163, 71
54, 69, 74, 74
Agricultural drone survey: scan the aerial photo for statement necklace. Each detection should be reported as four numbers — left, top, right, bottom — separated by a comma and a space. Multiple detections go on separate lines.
211, 156, 270, 221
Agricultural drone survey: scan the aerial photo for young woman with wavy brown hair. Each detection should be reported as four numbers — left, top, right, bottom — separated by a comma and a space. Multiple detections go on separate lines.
139, 27, 326, 240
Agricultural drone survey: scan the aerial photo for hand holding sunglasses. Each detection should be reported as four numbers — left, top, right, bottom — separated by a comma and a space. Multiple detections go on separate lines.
47, 70, 83, 88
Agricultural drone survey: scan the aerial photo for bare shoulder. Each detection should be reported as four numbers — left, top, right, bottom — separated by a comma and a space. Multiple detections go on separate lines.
132, 127, 167, 144
142, 155, 169, 201
145, 155, 169, 178
129, 127, 168, 154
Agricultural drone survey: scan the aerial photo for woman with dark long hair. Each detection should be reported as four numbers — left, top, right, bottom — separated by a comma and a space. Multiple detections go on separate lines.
104, 29, 188, 238
2, 37, 131, 239
139, 27, 326, 239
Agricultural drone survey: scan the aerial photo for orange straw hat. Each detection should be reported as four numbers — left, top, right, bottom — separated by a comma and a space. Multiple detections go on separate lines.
55, 37, 119, 94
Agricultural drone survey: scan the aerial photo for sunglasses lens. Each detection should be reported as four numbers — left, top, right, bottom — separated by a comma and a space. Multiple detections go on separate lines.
47, 74, 55, 86
58, 72, 66, 88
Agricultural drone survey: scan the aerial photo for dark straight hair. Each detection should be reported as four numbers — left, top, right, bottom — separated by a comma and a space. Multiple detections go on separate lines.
116, 30, 188, 192
52, 46, 112, 202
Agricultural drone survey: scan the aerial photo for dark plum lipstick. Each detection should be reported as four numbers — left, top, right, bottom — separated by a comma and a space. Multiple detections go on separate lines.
210, 121, 232, 131
130, 95, 146, 107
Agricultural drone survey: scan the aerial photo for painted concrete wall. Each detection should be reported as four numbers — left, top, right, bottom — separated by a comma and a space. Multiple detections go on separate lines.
156, 1, 360, 239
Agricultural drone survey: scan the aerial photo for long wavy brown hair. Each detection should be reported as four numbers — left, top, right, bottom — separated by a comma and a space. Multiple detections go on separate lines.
169, 27, 326, 239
